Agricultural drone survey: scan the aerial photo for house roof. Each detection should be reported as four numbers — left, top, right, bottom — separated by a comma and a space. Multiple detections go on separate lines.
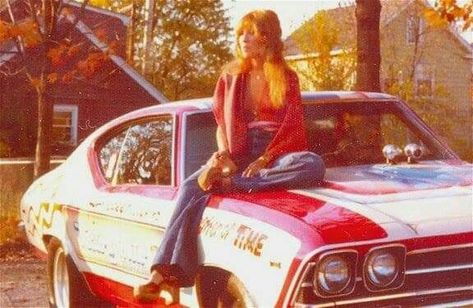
285, 0, 472, 57
0, 0, 168, 103
65, 0, 130, 26
72, 18, 168, 103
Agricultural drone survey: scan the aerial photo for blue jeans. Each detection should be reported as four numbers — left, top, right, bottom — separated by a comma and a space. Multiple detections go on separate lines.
151, 151, 325, 287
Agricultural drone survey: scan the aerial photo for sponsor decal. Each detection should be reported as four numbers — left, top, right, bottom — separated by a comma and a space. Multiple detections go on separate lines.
233, 224, 268, 257
66, 207, 161, 276
199, 216, 236, 241
199, 216, 268, 257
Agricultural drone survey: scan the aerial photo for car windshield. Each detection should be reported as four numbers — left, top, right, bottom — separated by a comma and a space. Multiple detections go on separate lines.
183, 100, 452, 178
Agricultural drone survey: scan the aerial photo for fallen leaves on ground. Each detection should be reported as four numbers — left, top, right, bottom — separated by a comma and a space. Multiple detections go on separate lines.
0, 238, 39, 262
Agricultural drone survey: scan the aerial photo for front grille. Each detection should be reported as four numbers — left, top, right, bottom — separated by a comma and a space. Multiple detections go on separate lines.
293, 243, 473, 307
404, 244, 473, 290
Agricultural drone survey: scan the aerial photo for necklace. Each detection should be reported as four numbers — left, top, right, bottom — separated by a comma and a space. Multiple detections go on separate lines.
252, 71, 264, 81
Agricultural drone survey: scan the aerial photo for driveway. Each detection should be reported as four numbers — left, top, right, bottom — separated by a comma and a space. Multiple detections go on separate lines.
0, 241, 48, 307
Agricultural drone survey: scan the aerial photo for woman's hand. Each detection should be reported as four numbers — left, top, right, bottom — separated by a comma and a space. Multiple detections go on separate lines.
217, 151, 238, 176
207, 150, 238, 176
242, 156, 270, 177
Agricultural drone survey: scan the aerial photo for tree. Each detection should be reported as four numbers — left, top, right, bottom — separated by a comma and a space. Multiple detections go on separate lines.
92, 0, 232, 101
84, 0, 232, 100
289, 10, 356, 91
355, 0, 381, 92
0, 0, 114, 177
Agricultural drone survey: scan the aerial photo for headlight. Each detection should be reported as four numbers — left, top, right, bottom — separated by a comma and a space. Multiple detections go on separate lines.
363, 245, 406, 291
316, 256, 350, 293
366, 251, 398, 287
313, 251, 357, 297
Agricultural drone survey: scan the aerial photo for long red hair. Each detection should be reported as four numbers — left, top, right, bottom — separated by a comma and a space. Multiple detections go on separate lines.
225, 10, 290, 108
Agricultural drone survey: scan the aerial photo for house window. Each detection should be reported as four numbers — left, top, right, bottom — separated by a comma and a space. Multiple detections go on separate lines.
415, 64, 434, 98
53, 105, 78, 146
407, 15, 424, 44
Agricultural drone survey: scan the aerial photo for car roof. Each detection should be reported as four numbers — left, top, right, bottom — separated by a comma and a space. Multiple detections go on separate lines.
103, 91, 398, 131
301, 91, 396, 102
133, 91, 396, 115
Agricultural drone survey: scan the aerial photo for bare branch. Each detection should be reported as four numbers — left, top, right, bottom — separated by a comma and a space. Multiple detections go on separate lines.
0, 64, 27, 77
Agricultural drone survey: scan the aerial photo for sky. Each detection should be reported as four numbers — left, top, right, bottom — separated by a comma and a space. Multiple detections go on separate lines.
223, 0, 473, 43
223, 0, 344, 39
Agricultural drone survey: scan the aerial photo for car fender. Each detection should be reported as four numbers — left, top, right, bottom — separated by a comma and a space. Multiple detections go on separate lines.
198, 207, 301, 307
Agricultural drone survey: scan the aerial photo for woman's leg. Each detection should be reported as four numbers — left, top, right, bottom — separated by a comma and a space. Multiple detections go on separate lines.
232, 151, 325, 192
151, 166, 209, 287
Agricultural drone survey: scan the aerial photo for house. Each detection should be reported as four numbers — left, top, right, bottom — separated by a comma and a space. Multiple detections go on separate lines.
285, 0, 473, 160
0, 0, 168, 158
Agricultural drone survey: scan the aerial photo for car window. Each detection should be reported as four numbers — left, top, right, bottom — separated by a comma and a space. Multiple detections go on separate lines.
181, 102, 450, 174
304, 102, 444, 167
380, 114, 431, 155
98, 116, 173, 185
183, 112, 218, 178
99, 130, 128, 182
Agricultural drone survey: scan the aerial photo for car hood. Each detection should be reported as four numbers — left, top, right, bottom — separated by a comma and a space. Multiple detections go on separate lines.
216, 161, 472, 246
317, 160, 472, 203
295, 161, 472, 239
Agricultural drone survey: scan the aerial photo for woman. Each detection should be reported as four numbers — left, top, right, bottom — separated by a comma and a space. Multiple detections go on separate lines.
134, 9, 325, 303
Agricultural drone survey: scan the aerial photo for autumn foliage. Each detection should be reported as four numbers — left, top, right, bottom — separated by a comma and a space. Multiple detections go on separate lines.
1, 9, 114, 87
0, 0, 117, 177
0, 19, 41, 47
424, 0, 473, 30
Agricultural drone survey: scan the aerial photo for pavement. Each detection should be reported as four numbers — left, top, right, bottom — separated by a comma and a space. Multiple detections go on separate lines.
0, 260, 49, 308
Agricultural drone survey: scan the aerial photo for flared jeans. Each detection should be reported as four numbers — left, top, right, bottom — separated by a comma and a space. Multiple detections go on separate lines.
151, 150, 325, 287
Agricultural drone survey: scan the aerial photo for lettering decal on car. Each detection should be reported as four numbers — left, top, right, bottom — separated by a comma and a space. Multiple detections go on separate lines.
233, 224, 268, 257
65, 206, 164, 277
199, 216, 268, 257
199, 216, 236, 241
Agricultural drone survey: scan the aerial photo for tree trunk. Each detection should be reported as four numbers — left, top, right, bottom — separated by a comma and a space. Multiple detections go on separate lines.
34, 81, 53, 178
126, 0, 137, 64
355, 0, 381, 92
141, 0, 155, 78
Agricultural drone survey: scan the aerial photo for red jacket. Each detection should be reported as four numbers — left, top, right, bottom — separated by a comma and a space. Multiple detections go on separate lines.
212, 69, 308, 162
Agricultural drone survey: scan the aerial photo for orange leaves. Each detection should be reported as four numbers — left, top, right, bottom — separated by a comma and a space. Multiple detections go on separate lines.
17, 20, 41, 47
424, 8, 449, 28
76, 52, 109, 78
0, 20, 10, 41
424, 0, 473, 30
47, 43, 83, 67
67, 44, 81, 57
47, 73, 58, 83
62, 71, 76, 84
47, 45, 67, 67
0, 19, 42, 47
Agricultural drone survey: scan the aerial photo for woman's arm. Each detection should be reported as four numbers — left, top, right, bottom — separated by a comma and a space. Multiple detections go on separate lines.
216, 126, 229, 154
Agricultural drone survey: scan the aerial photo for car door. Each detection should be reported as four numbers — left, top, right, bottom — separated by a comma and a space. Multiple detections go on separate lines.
66, 114, 179, 288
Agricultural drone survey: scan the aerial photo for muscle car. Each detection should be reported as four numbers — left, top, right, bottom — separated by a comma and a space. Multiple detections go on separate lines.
21, 92, 473, 307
